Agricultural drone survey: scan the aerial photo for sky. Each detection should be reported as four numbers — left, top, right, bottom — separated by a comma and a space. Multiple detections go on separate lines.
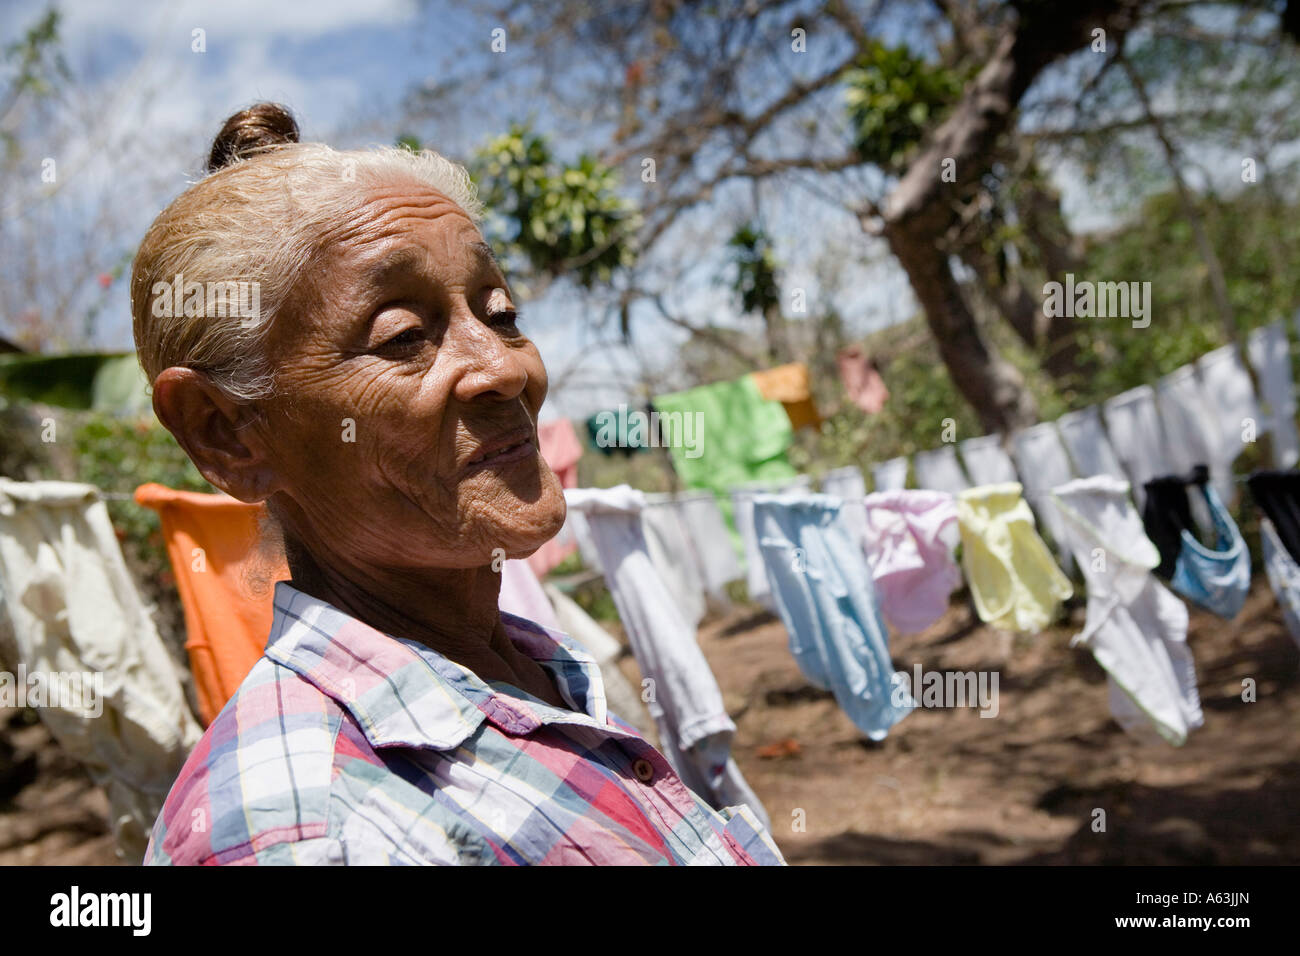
0, 0, 1173, 424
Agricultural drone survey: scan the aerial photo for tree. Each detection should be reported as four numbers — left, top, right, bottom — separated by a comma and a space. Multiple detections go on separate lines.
401, 0, 1297, 433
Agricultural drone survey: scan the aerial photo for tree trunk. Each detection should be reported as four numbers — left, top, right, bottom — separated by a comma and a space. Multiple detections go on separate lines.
881, 214, 1038, 433
762, 302, 790, 365
1018, 172, 1094, 382
958, 236, 1043, 349
876, 0, 1136, 429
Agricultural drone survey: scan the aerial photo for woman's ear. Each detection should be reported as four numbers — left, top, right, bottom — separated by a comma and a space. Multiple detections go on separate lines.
151, 367, 277, 502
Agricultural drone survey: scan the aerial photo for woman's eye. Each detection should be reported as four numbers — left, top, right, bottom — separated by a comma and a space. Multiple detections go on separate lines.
484, 288, 521, 331
383, 327, 425, 348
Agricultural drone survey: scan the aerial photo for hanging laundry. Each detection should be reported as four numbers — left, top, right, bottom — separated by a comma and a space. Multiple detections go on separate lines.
1154, 365, 1223, 484
820, 465, 868, 553
1047, 476, 1203, 746
836, 345, 890, 414
1197, 344, 1262, 505
90, 353, 152, 416
562, 507, 604, 574
750, 361, 821, 430
675, 491, 745, 601
872, 456, 910, 492
538, 418, 584, 487
653, 375, 799, 552
955, 482, 1073, 633
913, 445, 970, 495
0, 480, 202, 862
732, 475, 814, 609
1258, 518, 1300, 650
751, 491, 914, 740
1247, 470, 1300, 560
499, 558, 561, 631
1057, 405, 1127, 483
134, 483, 288, 726
1246, 470, 1300, 648
862, 489, 962, 634
645, 491, 741, 615
563, 486, 771, 830
527, 418, 585, 576
1247, 320, 1300, 469
585, 406, 655, 456
541, 582, 655, 736
643, 493, 710, 628
959, 434, 1019, 487
1103, 385, 1173, 508
1141, 466, 1250, 620
1011, 421, 1078, 577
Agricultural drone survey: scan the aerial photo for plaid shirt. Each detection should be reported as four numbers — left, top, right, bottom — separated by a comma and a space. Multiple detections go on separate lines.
144, 582, 785, 865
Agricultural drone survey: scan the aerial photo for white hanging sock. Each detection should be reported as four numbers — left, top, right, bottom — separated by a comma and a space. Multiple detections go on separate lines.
1153, 364, 1231, 517
913, 445, 970, 495
821, 464, 869, 553
1196, 344, 1262, 507
563, 485, 771, 829
872, 456, 910, 492
1102, 385, 1173, 509
674, 491, 744, 601
959, 434, 1019, 486
1057, 405, 1127, 483
1154, 364, 1221, 475
562, 508, 603, 574
0, 479, 202, 862
1258, 517, 1300, 651
731, 475, 813, 610
1011, 421, 1078, 577
1047, 475, 1203, 746
642, 494, 709, 629
1248, 320, 1300, 469
822, 464, 868, 500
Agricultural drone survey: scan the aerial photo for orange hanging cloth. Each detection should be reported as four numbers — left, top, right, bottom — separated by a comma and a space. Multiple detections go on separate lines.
134, 483, 289, 726
750, 362, 821, 430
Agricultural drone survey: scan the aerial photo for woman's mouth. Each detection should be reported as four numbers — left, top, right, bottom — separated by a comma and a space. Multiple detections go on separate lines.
465, 432, 535, 473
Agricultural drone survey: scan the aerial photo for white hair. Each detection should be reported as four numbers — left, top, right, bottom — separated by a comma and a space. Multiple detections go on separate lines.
131, 142, 485, 402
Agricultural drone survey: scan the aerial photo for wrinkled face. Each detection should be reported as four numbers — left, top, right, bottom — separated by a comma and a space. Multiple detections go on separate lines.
254, 178, 566, 570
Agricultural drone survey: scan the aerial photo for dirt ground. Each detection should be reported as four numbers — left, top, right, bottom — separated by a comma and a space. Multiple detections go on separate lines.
694, 579, 1300, 865
2, 576, 1297, 866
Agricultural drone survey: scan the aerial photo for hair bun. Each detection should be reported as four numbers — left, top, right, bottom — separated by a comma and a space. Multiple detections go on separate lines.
207, 102, 300, 173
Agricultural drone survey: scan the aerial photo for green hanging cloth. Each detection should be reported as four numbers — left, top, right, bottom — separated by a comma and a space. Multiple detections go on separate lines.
652, 374, 799, 553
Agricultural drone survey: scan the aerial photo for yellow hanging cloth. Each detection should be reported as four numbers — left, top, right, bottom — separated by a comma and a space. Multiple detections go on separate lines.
956, 482, 1072, 632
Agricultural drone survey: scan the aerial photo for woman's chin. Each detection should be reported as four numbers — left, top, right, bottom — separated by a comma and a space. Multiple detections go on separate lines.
483, 499, 567, 559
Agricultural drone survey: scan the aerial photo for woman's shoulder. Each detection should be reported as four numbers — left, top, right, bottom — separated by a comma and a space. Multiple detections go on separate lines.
144, 655, 360, 865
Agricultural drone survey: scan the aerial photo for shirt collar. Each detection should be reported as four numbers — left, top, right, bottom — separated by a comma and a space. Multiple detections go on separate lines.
263, 582, 612, 752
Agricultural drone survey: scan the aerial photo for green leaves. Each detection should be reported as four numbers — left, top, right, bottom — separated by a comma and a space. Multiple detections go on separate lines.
725, 223, 781, 318
470, 123, 639, 288
844, 41, 963, 170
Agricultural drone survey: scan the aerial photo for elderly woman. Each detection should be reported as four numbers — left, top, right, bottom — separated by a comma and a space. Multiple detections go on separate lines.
135, 104, 784, 866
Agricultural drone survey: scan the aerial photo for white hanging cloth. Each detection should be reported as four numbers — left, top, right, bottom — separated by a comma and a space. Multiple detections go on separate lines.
872, 456, 910, 492
1247, 320, 1299, 469
912, 445, 970, 495
1057, 405, 1127, 483
959, 434, 1020, 487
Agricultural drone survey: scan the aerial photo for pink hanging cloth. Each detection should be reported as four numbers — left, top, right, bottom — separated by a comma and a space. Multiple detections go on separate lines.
527, 418, 585, 576
837, 345, 890, 415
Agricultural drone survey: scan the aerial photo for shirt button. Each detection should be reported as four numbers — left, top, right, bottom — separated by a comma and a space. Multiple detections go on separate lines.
632, 758, 655, 783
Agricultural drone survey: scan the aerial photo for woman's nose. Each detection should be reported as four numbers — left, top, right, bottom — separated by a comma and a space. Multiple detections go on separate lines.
443, 305, 529, 402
